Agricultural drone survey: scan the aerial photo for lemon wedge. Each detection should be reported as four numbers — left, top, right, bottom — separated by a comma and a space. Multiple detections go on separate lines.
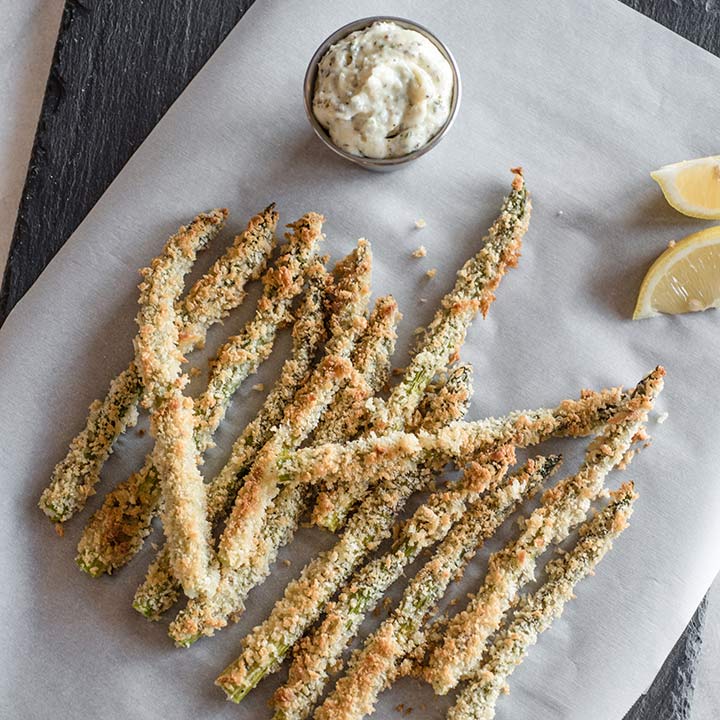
634, 226, 720, 319
651, 155, 720, 219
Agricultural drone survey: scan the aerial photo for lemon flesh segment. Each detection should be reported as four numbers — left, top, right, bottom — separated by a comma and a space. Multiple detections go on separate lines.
651, 155, 720, 219
633, 227, 720, 319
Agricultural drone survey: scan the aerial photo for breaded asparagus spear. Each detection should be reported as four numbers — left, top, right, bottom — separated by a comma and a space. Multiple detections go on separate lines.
311, 456, 561, 720
39, 208, 237, 523
163, 295, 400, 636
134, 217, 220, 599
157, 241, 370, 633
215, 365, 474, 702
214, 240, 372, 575
448, 482, 637, 720
425, 367, 664, 694
77, 260, 329, 577
75, 214, 322, 575
272, 449, 533, 720
316, 169, 531, 528
280, 385, 623, 525
193, 214, 325, 454
132, 281, 391, 621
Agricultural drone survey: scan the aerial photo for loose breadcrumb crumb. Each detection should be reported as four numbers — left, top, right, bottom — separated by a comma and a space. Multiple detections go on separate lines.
656, 411, 668, 424
412, 245, 427, 258
426, 268, 437, 279
415, 218, 427, 229
252, 383, 265, 392
189, 367, 202, 378
54, 523, 64, 537
282, 559, 292, 568
668, 240, 676, 248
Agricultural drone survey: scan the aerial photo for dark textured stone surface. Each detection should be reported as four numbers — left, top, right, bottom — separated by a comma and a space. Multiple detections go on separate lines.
625, 599, 708, 720
0, 0, 255, 320
1, 1, 717, 718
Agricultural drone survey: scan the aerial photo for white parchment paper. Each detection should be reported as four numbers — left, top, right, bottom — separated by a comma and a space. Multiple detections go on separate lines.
2, 1, 720, 718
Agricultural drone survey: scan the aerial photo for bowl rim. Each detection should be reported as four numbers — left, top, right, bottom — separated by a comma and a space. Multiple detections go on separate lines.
303, 16, 462, 169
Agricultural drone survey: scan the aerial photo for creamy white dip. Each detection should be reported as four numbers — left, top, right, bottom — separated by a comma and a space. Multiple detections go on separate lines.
313, 21, 454, 159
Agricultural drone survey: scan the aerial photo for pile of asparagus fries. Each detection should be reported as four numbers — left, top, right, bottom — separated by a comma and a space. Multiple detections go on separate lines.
39, 168, 664, 719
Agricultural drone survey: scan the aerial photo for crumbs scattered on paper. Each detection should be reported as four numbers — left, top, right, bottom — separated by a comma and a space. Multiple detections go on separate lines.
414, 218, 427, 229
426, 268, 437, 279
412, 245, 427, 258
656, 411, 668, 424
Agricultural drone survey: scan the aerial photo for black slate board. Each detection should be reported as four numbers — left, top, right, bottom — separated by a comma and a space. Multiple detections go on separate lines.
2, 1, 717, 717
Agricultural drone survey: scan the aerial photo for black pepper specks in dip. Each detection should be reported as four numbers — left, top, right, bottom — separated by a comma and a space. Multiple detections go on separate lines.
313, 21, 453, 159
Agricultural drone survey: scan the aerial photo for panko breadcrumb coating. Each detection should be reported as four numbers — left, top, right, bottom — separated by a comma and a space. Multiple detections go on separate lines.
132, 261, 331, 619
134, 213, 223, 599
425, 367, 664, 695
448, 482, 637, 720
40, 208, 232, 524
76, 208, 315, 577
216, 365, 474, 703
215, 240, 372, 574
164, 293, 399, 639
313, 455, 561, 720
319, 170, 530, 528
273, 442, 519, 720
280, 385, 623, 513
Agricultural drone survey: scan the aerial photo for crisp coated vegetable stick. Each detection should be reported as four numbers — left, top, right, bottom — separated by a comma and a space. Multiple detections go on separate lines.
280, 386, 623, 505
215, 365, 474, 702
39, 208, 235, 523
78, 260, 329, 578
311, 455, 560, 720
193, 214, 325, 454
316, 169, 531, 528
178, 205, 278, 347
134, 287, 394, 622
448, 482, 637, 720
166, 295, 400, 639
425, 367, 664, 694
215, 240, 372, 574
134, 216, 220, 599
75, 213, 321, 575
273, 449, 536, 720
126, 264, 328, 616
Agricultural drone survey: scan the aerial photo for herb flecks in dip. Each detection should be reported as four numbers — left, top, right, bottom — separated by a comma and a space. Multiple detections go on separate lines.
313, 21, 453, 160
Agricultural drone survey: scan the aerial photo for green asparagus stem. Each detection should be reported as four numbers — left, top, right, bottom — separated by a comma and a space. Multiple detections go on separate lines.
75, 213, 321, 575
193, 214, 326, 454
315, 169, 531, 528
273, 449, 542, 720
129, 263, 330, 617
39, 208, 235, 523
448, 482, 637, 720
163, 294, 400, 636
282, 385, 623, 529
311, 456, 561, 720
163, 240, 370, 641
425, 367, 664, 695
215, 365, 474, 702
134, 213, 221, 599
215, 240, 372, 574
